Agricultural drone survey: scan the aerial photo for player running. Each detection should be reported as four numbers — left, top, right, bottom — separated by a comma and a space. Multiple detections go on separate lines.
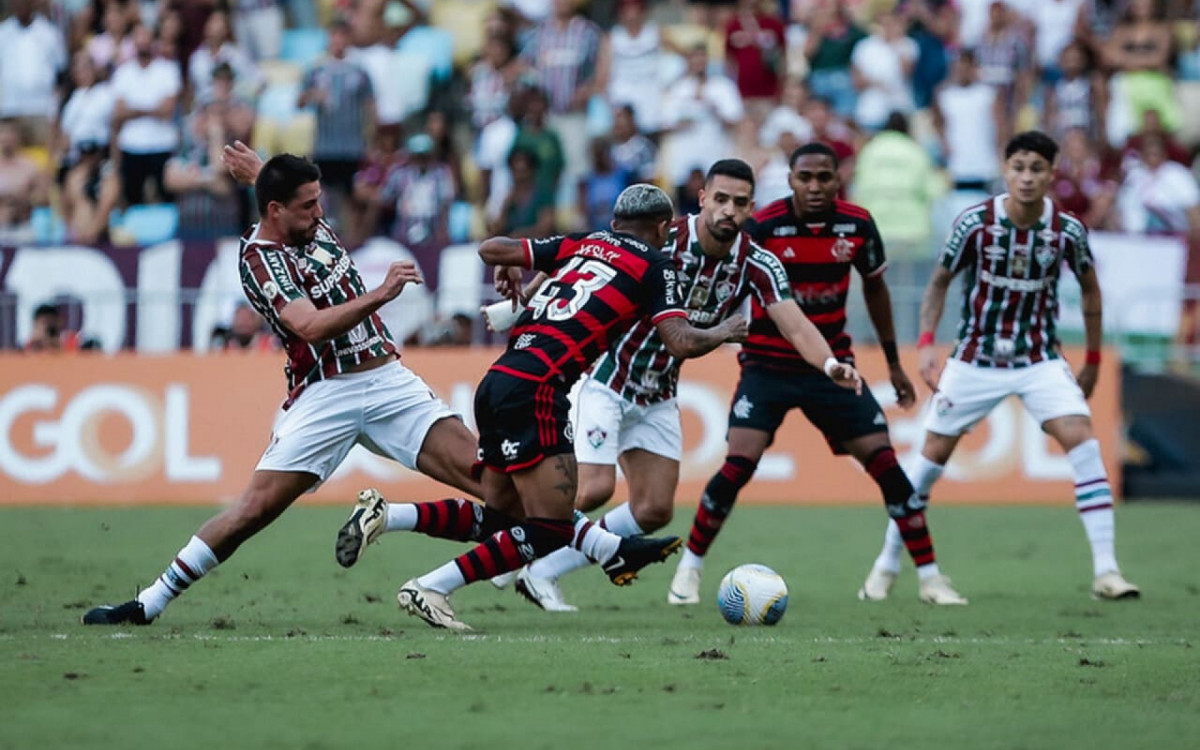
859, 131, 1140, 601
668, 142, 969, 607
509, 159, 862, 612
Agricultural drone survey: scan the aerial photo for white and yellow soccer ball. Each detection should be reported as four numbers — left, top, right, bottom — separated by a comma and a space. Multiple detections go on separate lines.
717, 564, 788, 626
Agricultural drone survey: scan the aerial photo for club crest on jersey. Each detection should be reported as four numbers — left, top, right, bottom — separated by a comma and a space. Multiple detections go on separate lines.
831, 237, 855, 263
715, 280, 735, 302
1035, 243, 1059, 268
587, 427, 607, 448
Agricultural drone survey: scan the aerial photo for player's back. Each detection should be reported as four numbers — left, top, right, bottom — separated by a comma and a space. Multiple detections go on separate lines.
490, 230, 683, 386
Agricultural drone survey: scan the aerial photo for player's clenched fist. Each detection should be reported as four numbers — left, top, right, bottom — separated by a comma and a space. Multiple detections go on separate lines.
719, 313, 749, 343
379, 261, 423, 300
827, 361, 863, 394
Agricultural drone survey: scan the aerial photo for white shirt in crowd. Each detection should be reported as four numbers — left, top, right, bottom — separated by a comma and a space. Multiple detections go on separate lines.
476, 114, 518, 222
111, 57, 183, 154
759, 106, 813, 149
349, 44, 408, 127
59, 82, 116, 155
661, 73, 745, 188
608, 21, 665, 133
938, 81, 999, 182
957, 0, 996, 50
189, 42, 261, 103
0, 14, 67, 119
1032, 0, 1084, 69
1118, 160, 1200, 235
851, 33, 918, 130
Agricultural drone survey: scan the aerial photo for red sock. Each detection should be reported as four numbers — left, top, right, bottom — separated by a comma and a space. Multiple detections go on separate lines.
453, 518, 573, 583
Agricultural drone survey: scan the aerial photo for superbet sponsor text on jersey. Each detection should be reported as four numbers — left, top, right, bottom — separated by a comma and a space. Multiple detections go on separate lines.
239, 220, 396, 407
490, 230, 686, 384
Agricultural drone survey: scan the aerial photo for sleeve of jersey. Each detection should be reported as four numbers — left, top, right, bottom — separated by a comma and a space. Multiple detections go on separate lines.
645, 258, 688, 324
747, 246, 793, 306
940, 211, 978, 273
241, 245, 306, 320
526, 235, 567, 272
854, 219, 889, 277
1064, 219, 1095, 277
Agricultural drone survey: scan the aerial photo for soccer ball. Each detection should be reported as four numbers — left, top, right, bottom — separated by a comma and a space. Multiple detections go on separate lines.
717, 564, 788, 626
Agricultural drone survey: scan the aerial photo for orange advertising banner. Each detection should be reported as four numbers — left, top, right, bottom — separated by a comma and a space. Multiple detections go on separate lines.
0, 347, 1119, 505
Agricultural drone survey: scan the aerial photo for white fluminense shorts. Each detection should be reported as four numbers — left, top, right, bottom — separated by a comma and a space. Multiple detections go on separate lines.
572, 377, 683, 465
924, 357, 1091, 437
257, 360, 458, 483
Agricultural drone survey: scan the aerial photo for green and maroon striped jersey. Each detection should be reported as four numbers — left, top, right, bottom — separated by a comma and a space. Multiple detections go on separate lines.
589, 214, 792, 405
941, 195, 1093, 367
239, 220, 397, 407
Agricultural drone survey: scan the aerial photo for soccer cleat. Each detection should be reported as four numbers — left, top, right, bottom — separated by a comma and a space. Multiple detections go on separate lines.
857, 566, 899, 601
666, 564, 702, 606
515, 568, 578, 612
1092, 570, 1140, 600
602, 535, 683, 586
489, 570, 518, 589
81, 599, 151, 626
918, 574, 969, 605
397, 579, 472, 631
335, 489, 389, 568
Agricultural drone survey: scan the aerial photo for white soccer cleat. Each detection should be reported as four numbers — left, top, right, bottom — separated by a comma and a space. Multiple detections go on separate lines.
515, 568, 578, 612
335, 489, 388, 568
918, 574, 969, 605
857, 566, 898, 601
1092, 570, 1141, 600
397, 579, 472, 631
489, 569, 518, 589
667, 564, 702, 606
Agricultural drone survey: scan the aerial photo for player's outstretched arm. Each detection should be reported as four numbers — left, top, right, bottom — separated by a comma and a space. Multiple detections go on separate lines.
766, 300, 862, 392
862, 273, 915, 408
654, 313, 748, 360
280, 261, 422, 343
221, 141, 264, 186
1076, 267, 1103, 399
917, 265, 955, 393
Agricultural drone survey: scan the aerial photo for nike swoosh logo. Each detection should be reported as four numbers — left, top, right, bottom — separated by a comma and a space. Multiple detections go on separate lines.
605, 555, 625, 571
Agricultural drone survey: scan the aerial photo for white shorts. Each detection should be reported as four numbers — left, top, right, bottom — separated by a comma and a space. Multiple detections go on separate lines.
257, 361, 457, 484
925, 358, 1091, 436
572, 377, 683, 465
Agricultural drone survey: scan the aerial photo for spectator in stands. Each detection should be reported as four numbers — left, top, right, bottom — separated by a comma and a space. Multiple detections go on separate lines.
674, 167, 705, 216
87, 0, 136, 74
200, 63, 256, 145
164, 91, 243, 241
25, 304, 69, 352
760, 77, 813, 154
956, 0, 995, 49
577, 137, 630, 231
804, 95, 856, 191
609, 103, 657, 183
604, 0, 668, 135
230, 0, 284, 61
347, 11, 409, 141
349, 126, 404, 245
111, 23, 183, 206
378, 133, 455, 283
467, 32, 521, 132
0, 0, 68, 146
1123, 108, 1192, 165
1104, 0, 1180, 145
520, 0, 603, 217
1032, 0, 1088, 83
897, 0, 957, 109
61, 138, 121, 244
189, 10, 261, 104
1075, 0, 1132, 66
154, 4, 189, 71
1052, 126, 1119, 228
298, 18, 375, 230
661, 44, 745, 194
850, 8, 918, 132
55, 52, 115, 177
724, 0, 787, 114
800, 1, 866, 120
490, 147, 555, 238
509, 86, 565, 207
477, 84, 525, 224
1045, 40, 1108, 143
211, 303, 275, 350
1117, 132, 1200, 237
424, 109, 464, 201
852, 112, 944, 259
0, 120, 50, 245
977, 0, 1033, 145
933, 50, 1003, 197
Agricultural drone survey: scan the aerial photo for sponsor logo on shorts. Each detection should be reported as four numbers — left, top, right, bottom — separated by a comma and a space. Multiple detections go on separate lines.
587, 427, 607, 448
733, 395, 753, 419
501, 439, 519, 460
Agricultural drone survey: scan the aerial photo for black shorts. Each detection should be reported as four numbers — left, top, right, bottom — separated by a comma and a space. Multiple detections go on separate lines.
728, 365, 888, 455
474, 370, 574, 473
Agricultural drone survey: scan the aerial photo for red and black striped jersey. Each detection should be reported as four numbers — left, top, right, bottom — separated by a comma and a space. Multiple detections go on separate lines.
740, 197, 887, 371
239, 220, 397, 408
491, 230, 687, 385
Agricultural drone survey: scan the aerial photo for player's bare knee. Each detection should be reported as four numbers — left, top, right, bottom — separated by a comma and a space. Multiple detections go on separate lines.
631, 499, 673, 532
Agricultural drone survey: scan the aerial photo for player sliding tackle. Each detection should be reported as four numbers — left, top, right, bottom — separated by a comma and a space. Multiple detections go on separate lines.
859, 131, 1139, 601
343, 184, 751, 631
501, 159, 863, 612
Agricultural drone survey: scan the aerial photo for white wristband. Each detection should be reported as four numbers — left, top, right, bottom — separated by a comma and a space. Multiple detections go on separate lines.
482, 299, 523, 333
823, 357, 840, 377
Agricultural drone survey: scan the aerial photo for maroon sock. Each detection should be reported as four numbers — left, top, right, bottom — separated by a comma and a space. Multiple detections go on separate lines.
452, 517, 573, 584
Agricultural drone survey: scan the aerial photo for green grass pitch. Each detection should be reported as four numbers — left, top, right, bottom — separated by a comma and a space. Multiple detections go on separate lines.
3, 503, 1198, 750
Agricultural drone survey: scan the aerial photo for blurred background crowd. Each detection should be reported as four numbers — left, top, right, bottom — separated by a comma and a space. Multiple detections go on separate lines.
2, 0, 1199, 358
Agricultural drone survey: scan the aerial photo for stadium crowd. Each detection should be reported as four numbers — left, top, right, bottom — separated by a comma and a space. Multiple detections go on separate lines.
2, 0, 1199, 350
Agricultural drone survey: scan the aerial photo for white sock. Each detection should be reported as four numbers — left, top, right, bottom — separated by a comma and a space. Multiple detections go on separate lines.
916, 562, 941, 581
528, 503, 646, 580
137, 536, 219, 620
385, 503, 419, 532
599, 502, 645, 536
572, 514, 622, 564
1068, 439, 1118, 576
874, 519, 904, 574
417, 561, 466, 594
874, 456, 944, 573
678, 548, 704, 570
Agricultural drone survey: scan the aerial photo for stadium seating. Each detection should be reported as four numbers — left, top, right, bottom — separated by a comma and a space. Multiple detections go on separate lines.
429, 0, 490, 68
280, 28, 328, 68
111, 204, 180, 246
31, 206, 66, 245
396, 26, 454, 82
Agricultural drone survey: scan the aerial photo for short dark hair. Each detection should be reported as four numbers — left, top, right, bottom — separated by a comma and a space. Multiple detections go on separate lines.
33, 303, 58, 319
254, 154, 321, 215
705, 158, 755, 190
1004, 130, 1058, 163
789, 142, 839, 169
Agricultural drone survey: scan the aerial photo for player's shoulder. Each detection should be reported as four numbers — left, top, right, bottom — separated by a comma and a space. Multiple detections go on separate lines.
751, 198, 792, 227
950, 198, 992, 232
239, 223, 283, 259
831, 199, 877, 231
1053, 203, 1089, 241
744, 236, 781, 266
